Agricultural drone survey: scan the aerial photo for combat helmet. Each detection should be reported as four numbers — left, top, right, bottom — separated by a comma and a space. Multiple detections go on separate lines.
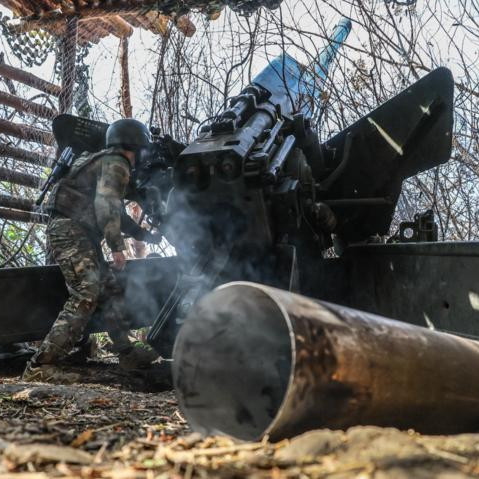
106, 119, 151, 151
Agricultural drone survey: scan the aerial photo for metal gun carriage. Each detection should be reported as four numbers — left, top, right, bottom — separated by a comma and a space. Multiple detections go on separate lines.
3, 18, 476, 367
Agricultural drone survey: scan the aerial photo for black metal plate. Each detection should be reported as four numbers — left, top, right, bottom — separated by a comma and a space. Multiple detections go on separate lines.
52, 114, 109, 156
0, 257, 178, 345
321, 67, 454, 243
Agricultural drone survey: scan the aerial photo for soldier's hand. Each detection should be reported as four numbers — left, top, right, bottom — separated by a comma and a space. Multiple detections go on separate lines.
112, 251, 127, 271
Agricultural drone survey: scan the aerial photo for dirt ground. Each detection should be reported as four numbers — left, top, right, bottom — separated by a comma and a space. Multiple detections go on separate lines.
2, 359, 479, 478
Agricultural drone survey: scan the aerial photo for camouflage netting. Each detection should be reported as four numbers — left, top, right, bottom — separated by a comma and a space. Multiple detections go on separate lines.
0, 0, 286, 264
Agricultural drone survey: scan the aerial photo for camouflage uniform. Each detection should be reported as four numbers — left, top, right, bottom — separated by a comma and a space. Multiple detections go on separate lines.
29, 148, 142, 367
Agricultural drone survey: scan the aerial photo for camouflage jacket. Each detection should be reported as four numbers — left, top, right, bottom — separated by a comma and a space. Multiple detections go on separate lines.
47, 148, 144, 252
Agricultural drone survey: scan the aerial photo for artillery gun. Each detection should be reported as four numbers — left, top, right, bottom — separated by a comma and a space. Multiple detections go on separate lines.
1, 18, 472, 361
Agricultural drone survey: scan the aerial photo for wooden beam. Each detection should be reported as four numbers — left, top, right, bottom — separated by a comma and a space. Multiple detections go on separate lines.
0, 90, 58, 119
0, 118, 55, 146
0, 207, 47, 223
120, 37, 133, 118
0, 144, 52, 167
0, 53, 16, 94
59, 16, 79, 114
106, 16, 134, 37
0, 166, 41, 188
0, 61, 61, 97
0, 194, 35, 211
9, 4, 157, 33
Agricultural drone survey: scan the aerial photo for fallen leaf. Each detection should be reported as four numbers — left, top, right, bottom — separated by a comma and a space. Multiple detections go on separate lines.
0, 474, 49, 479
71, 429, 95, 447
90, 397, 114, 407
4, 443, 93, 465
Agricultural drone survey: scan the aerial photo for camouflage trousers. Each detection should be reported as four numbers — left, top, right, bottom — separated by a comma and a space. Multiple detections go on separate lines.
32, 217, 132, 365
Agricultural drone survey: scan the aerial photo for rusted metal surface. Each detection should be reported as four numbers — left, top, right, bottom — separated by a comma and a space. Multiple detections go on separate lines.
0, 166, 41, 188
0, 118, 55, 145
173, 282, 479, 441
0, 207, 47, 223
0, 61, 61, 97
0, 143, 52, 167
0, 90, 58, 119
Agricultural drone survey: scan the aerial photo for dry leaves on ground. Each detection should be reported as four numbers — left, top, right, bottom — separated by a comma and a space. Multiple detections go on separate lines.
2, 374, 479, 478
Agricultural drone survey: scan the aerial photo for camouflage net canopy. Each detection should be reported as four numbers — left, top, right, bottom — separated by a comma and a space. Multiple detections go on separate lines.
0, 0, 284, 265
0, 0, 283, 44
0, 0, 284, 76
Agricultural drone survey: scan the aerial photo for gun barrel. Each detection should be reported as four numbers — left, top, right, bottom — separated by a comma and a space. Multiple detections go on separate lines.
316, 18, 352, 81
252, 18, 351, 116
173, 282, 479, 441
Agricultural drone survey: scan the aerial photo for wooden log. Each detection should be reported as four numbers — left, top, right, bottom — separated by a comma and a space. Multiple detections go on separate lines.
0, 207, 47, 223
0, 118, 55, 146
0, 53, 16, 94
0, 90, 58, 119
0, 61, 61, 97
59, 16, 79, 114
119, 37, 133, 118
0, 0, 29, 16
0, 166, 41, 188
0, 193, 35, 211
143, 12, 170, 36
0, 144, 52, 167
77, 19, 105, 45
174, 15, 196, 37
9, 3, 158, 33
106, 15, 134, 37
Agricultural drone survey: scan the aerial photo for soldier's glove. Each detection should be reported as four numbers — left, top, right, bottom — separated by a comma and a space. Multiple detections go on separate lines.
143, 231, 163, 244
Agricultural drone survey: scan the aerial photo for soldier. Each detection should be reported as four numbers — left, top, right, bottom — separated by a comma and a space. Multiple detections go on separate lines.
23, 119, 161, 383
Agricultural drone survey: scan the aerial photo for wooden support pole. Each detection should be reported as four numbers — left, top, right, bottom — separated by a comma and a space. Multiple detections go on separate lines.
0, 207, 47, 223
0, 90, 58, 120
120, 37, 133, 118
0, 61, 61, 97
0, 144, 52, 167
0, 118, 55, 146
0, 167, 41, 188
0, 194, 35, 211
59, 16, 79, 114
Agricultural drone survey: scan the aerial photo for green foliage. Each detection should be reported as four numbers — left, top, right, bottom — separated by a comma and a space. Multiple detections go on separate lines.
0, 222, 46, 267
6, 225, 19, 242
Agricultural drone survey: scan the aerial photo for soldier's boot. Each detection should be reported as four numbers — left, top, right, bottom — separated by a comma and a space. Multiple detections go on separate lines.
118, 345, 158, 371
64, 336, 98, 366
23, 340, 82, 384
22, 361, 82, 384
